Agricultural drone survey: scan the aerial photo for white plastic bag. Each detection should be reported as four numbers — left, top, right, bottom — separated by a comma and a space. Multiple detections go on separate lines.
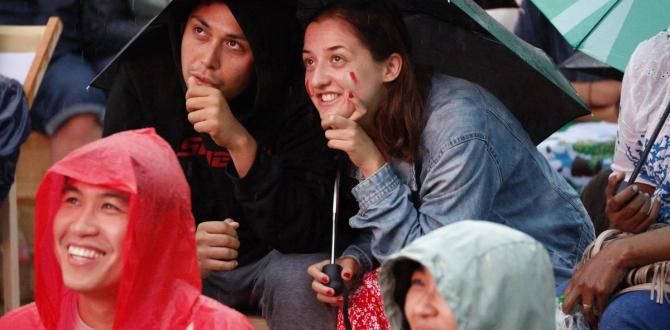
555, 298, 590, 330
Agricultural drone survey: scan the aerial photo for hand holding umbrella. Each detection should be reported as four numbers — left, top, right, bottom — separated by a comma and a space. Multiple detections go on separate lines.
605, 101, 670, 233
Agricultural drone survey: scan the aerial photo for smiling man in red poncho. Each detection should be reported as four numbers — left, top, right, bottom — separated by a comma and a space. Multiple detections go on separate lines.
0, 128, 252, 329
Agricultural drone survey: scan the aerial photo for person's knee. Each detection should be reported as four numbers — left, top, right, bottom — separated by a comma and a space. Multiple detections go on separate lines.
263, 253, 325, 297
599, 295, 636, 329
599, 292, 670, 330
54, 114, 102, 134
51, 114, 102, 162
260, 253, 335, 329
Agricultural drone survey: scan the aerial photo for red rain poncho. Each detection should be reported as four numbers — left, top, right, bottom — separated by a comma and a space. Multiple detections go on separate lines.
0, 128, 252, 329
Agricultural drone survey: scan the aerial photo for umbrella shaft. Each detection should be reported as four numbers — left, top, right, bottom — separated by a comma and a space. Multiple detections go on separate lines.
331, 214, 337, 264
629, 101, 670, 184
330, 170, 341, 264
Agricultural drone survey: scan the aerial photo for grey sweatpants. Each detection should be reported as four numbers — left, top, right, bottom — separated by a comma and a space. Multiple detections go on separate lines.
203, 250, 336, 330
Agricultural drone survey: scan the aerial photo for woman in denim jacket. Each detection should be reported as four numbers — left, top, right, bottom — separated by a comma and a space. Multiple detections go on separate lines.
302, 0, 595, 327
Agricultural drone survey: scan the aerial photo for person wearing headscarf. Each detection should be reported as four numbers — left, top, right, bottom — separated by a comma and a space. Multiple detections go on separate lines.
379, 220, 555, 330
561, 28, 670, 330
0, 128, 252, 329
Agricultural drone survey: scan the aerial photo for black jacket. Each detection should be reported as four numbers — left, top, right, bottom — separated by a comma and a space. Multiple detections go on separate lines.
102, 0, 358, 266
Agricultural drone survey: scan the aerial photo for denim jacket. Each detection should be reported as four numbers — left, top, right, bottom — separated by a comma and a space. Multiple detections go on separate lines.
342, 74, 594, 283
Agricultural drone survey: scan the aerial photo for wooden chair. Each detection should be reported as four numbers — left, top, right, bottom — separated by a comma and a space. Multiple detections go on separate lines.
0, 16, 62, 313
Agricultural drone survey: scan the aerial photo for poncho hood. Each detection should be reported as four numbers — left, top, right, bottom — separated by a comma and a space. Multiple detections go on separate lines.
380, 220, 556, 330
34, 128, 202, 329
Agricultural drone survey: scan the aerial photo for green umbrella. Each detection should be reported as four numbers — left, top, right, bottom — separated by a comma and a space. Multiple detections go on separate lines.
530, 0, 670, 72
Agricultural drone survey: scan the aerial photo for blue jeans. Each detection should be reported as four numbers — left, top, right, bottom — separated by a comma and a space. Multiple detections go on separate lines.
557, 281, 670, 329
31, 54, 109, 135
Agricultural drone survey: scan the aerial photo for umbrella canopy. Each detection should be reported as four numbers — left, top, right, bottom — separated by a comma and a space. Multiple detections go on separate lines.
475, 0, 519, 9
530, 0, 670, 72
560, 51, 623, 81
90, 0, 297, 91
92, 0, 587, 144
300, 0, 586, 143
391, 0, 588, 144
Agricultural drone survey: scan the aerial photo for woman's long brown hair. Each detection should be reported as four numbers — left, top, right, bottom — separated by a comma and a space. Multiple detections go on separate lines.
308, 0, 426, 162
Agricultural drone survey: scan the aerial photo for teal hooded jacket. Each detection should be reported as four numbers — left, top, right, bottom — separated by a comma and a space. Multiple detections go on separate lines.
380, 220, 556, 330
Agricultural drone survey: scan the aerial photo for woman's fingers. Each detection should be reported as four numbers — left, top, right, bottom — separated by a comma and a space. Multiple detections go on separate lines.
620, 193, 651, 231
632, 198, 660, 233
562, 283, 579, 314
324, 127, 355, 141
580, 292, 595, 323
311, 278, 337, 297
606, 184, 639, 214
310, 277, 343, 306
321, 114, 357, 131
326, 139, 355, 153
345, 91, 367, 122
339, 257, 358, 281
604, 171, 625, 198
311, 280, 342, 306
617, 188, 646, 219
307, 259, 331, 284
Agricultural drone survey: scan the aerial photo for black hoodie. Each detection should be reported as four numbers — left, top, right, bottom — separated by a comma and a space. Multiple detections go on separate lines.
102, 0, 358, 266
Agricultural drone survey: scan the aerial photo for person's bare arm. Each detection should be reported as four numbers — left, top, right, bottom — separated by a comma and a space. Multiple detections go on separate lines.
562, 225, 670, 325
572, 80, 622, 122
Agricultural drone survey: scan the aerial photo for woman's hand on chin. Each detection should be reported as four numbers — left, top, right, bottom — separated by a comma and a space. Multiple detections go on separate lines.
321, 113, 385, 178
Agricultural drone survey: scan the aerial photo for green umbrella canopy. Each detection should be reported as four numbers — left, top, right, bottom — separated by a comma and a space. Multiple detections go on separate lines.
530, 0, 670, 72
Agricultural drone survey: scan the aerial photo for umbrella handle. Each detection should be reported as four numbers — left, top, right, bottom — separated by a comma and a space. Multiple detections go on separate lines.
322, 263, 345, 296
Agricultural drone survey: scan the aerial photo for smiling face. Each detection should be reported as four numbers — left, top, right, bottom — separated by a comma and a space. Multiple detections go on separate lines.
53, 179, 130, 295
303, 17, 399, 121
180, 2, 254, 99
404, 268, 458, 330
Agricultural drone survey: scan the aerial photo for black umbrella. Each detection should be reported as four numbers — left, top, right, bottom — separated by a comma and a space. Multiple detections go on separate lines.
295, 0, 589, 144
90, 0, 297, 91
395, 0, 588, 144
92, 0, 587, 144
560, 51, 624, 81
476, 0, 518, 9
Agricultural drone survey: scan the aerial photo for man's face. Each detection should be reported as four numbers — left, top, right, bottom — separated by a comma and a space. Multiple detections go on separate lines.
53, 179, 130, 295
181, 3, 254, 100
404, 268, 458, 330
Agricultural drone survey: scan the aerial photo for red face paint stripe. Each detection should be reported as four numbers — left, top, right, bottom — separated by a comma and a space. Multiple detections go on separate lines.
305, 80, 312, 96
349, 72, 358, 85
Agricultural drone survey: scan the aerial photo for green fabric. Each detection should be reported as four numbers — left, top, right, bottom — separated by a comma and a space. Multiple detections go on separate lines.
379, 221, 555, 330
531, 0, 670, 72
452, 0, 587, 110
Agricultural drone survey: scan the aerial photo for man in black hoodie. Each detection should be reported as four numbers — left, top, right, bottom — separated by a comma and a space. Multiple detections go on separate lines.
102, 0, 366, 328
